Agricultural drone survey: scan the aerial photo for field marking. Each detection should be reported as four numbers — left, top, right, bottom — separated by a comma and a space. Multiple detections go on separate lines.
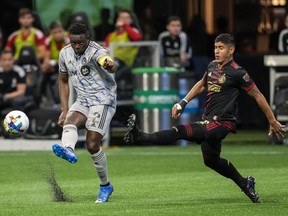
106, 151, 288, 156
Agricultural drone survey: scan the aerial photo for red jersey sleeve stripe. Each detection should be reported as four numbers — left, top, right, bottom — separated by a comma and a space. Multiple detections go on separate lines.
244, 82, 256, 92
122, 23, 142, 41
5, 31, 18, 49
34, 29, 45, 46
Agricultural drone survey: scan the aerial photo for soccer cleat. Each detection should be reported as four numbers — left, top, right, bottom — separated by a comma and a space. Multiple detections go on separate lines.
242, 176, 260, 203
123, 114, 140, 144
52, 144, 78, 164
95, 183, 114, 203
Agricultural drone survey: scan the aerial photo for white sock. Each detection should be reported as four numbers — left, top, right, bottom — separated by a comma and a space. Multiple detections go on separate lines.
91, 148, 109, 185
62, 124, 78, 150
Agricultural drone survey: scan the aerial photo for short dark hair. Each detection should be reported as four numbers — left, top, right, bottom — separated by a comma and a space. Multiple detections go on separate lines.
49, 21, 63, 31
215, 33, 236, 46
0, 50, 13, 58
19, 8, 33, 18
69, 23, 88, 36
118, 9, 132, 16
167, 16, 181, 25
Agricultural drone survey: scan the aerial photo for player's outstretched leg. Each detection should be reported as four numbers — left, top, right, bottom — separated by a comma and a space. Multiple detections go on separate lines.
242, 176, 260, 203
52, 144, 78, 164
124, 114, 197, 145
96, 183, 114, 203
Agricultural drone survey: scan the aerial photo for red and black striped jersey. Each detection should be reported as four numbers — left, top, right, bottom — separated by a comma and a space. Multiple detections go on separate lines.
202, 60, 255, 123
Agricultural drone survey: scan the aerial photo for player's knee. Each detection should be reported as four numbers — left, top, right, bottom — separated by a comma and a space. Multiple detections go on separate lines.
86, 142, 101, 154
173, 125, 187, 137
203, 153, 220, 169
203, 158, 216, 169
86, 135, 102, 154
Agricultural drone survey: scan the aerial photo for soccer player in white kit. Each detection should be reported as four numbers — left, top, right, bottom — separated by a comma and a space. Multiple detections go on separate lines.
52, 23, 117, 203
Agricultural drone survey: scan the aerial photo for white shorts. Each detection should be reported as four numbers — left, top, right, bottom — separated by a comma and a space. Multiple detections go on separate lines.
69, 103, 116, 136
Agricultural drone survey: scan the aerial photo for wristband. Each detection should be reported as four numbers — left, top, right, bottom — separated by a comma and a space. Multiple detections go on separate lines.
179, 99, 188, 108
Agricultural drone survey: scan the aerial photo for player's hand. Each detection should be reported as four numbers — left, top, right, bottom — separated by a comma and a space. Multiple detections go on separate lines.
116, 20, 124, 28
268, 120, 286, 140
58, 111, 67, 127
103, 58, 115, 72
171, 99, 188, 119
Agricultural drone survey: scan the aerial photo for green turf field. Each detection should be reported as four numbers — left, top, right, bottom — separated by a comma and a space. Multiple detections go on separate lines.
0, 131, 288, 216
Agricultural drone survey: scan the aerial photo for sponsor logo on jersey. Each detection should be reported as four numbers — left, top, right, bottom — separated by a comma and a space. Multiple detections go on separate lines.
80, 65, 90, 76
208, 81, 221, 92
218, 75, 226, 84
242, 73, 250, 82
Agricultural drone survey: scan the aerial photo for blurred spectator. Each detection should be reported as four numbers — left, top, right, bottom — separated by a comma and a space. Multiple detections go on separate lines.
41, 21, 69, 105
105, 9, 142, 67
69, 12, 95, 41
158, 16, 192, 68
189, 15, 211, 77
139, 7, 158, 40
5, 8, 46, 61
278, 14, 288, 54
94, 8, 114, 41
105, 9, 142, 100
0, 50, 27, 111
60, 9, 73, 30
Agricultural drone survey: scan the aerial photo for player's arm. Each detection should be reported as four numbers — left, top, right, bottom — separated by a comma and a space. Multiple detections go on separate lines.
59, 73, 69, 112
247, 85, 286, 138
58, 72, 69, 126
98, 55, 118, 73
37, 45, 46, 61
172, 76, 206, 119
35, 30, 46, 61
3, 83, 26, 100
5, 32, 16, 51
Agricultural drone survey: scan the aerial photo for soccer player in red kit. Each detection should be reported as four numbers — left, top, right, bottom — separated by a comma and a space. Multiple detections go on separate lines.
124, 33, 286, 203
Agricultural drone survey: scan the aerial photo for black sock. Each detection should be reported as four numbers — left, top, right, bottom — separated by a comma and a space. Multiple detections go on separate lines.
100, 182, 110, 187
140, 129, 184, 145
203, 152, 247, 189
216, 159, 247, 189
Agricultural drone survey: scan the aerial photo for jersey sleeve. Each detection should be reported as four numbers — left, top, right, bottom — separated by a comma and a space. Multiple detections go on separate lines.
235, 69, 255, 92
94, 48, 113, 66
44, 37, 51, 51
16, 73, 25, 84
122, 24, 142, 41
58, 50, 67, 73
34, 29, 46, 46
5, 31, 17, 50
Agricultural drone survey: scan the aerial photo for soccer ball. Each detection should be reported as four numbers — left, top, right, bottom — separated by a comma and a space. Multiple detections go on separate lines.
3, 110, 29, 136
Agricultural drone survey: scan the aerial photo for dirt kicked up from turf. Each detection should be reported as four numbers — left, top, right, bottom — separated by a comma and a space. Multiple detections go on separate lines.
46, 162, 72, 202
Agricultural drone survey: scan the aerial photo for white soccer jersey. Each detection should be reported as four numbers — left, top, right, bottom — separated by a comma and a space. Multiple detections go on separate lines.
59, 41, 117, 108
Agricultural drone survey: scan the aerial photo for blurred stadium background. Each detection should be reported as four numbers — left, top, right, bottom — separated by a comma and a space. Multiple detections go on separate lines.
0, 0, 287, 148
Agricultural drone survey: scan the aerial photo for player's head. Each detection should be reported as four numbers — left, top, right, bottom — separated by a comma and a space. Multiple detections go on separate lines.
166, 16, 182, 36
0, 50, 14, 72
18, 8, 34, 29
69, 23, 89, 55
117, 9, 133, 25
214, 33, 235, 64
49, 21, 65, 42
